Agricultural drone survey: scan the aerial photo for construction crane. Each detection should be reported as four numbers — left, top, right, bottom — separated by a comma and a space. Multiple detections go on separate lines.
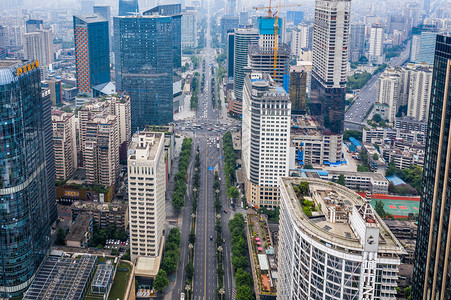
253, 1, 305, 79
252, 3, 304, 18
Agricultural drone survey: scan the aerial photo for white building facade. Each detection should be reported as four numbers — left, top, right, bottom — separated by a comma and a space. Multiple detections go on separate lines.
376, 68, 402, 123
242, 72, 291, 209
277, 178, 406, 299
369, 25, 384, 64
128, 131, 166, 262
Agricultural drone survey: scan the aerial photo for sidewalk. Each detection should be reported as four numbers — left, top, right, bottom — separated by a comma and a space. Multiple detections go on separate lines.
175, 94, 195, 121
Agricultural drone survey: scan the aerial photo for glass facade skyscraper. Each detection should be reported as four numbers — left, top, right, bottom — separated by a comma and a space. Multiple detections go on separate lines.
118, 0, 139, 16
114, 16, 173, 131
143, 4, 182, 68
74, 15, 110, 95
413, 34, 451, 300
0, 60, 56, 297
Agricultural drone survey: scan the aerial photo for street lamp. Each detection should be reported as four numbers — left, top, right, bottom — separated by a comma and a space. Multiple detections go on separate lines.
215, 189, 220, 194
219, 287, 225, 299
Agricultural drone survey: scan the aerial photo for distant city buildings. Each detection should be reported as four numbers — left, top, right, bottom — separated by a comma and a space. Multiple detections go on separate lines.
220, 15, 239, 44
181, 8, 197, 49
73, 14, 111, 95
242, 72, 291, 209
0, 60, 56, 298
413, 34, 451, 300
368, 24, 385, 64
290, 23, 313, 57
410, 26, 439, 64
349, 23, 365, 62
119, 0, 139, 16
23, 29, 54, 67
128, 131, 166, 262
277, 178, 406, 299
114, 15, 173, 130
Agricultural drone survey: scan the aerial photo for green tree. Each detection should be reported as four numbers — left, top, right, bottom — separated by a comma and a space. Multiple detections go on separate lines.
189, 229, 196, 245
227, 186, 240, 199
154, 270, 169, 291
55, 228, 66, 246
236, 285, 254, 300
372, 113, 382, 123
337, 174, 346, 186
303, 164, 314, 169
186, 262, 194, 280
386, 160, 397, 177
235, 268, 252, 287
232, 255, 249, 270
375, 200, 387, 218
161, 250, 179, 273
373, 153, 379, 160
343, 130, 362, 141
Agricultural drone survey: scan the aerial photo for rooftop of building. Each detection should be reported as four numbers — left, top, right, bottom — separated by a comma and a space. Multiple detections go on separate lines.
65, 214, 93, 242
71, 200, 127, 213
23, 254, 97, 300
128, 131, 164, 162
74, 14, 107, 23
280, 177, 406, 254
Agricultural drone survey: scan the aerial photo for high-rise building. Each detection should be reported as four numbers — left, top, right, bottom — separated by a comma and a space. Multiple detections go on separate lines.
287, 11, 304, 26
52, 111, 77, 181
25, 19, 44, 33
291, 23, 312, 57
23, 29, 54, 66
232, 26, 258, 102
369, 24, 385, 64
227, 31, 235, 79
225, 0, 236, 16
93, 6, 112, 50
128, 131, 166, 261
0, 60, 56, 298
248, 43, 290, 91
406, 64, 433, 122
42, 79, 63, 105
84, 114, 119, 187
114, 15, 173, 130
74, 15, 110, 95
242, 72, 291, 209
239, 11, 249, 25
416, 29, 439, 65
412, 34, 451, 300
9, 25, 23, 47
349, 23, 365, 62
109, 95, 132, 161
220, 15, 239, 44
289, 66, 307, 115
310, 0, 350, 135
277, 178, 406, 299
119, 0, 139, 16
376, 68, 402, 123
143, 4, 182, 68
181, 9, 197, 49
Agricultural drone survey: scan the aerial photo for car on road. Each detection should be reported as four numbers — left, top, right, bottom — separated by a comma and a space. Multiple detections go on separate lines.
210, 235, 213, 240
223, 209, 227, 213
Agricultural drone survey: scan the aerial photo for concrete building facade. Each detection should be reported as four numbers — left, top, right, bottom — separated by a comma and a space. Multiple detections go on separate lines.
52, 111, 77, 181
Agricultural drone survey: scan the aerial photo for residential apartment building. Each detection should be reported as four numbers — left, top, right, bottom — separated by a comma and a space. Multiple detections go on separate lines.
369, 24, 385, 64
23, 29, 54, 67
242, 72, 291, 209
349, 23, 365, 62
291, 23, 312, 57
376, 68, 402, 123
84, 114, 119, 187
406, 64, 433, 122
128, 131, 166, 262
181, 9, 197, 49
52, 111, 77, 181
71, 201, 128, 230
278, 178, 406, 299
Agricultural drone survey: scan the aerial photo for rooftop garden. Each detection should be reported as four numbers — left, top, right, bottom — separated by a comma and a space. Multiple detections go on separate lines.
292, 181, 319, 217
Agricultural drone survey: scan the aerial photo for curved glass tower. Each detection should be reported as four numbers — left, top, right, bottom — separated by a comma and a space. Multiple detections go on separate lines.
119, 0, 139, 16
0, 60, 55, 297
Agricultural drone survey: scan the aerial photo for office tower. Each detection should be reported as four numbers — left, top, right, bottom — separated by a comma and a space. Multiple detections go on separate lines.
406, 64, 433, 122
52, 111, 77, 181
242, 72, 290, 209
369, 24, 385, 64
143, 4, 182, 68
277, 178, 406, 299
84, 114, 119, 187
109, 95, 132, 161
25, 19, 44, 33
9, 25, 23, 47
233, 26, 258, 102
114, 15, 173, 131
287, 11, 304, 25
225, 0, 236, 15
387, 15, 408, 34
289, 66, 307, 115
0, 60, 56, 298
181, 9, 197, 49
220, 16, 239, 44
93, 6, 112, 50
128, 131, 166, 261
412, 34, 451, 300
23, 29, 54, 66
310, 0, 350, 135
80, 0, 94, 13
349, 23, 365, 62
291, 24, 311, 57
239, 11, 249, 25
42, 79, 63, 105
74, 15, 110, 95
119, 0, 139, 16
403, 2, 421, 29
376, 68, 402, 123
416, 29, 439, 65
248, 43, 290, 91
227, 31, 235, 79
